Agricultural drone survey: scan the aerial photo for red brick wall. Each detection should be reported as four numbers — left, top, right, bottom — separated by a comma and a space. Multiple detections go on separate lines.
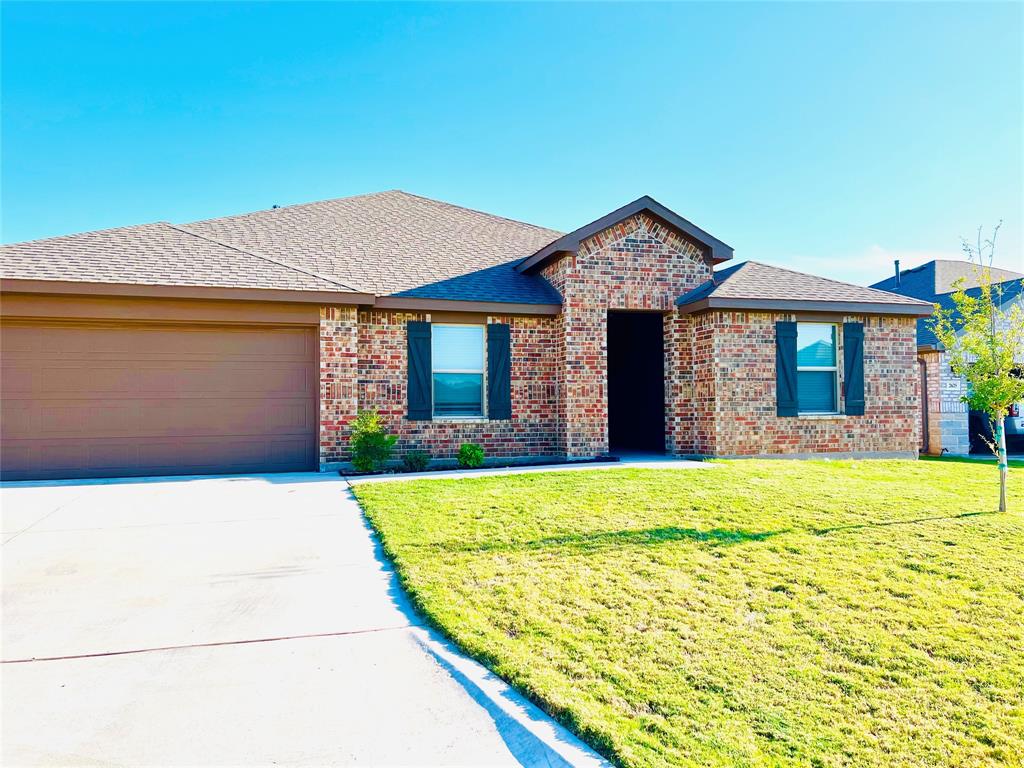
541, 213, 714, 457
677, 311, 920, 456
319, 306, 359, 465
351, 309, 559, 461
664, 310, 691, 455
317, 220, 920, 465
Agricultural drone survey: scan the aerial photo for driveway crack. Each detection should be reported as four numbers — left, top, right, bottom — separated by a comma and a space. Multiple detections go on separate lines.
2, 624, 413, 664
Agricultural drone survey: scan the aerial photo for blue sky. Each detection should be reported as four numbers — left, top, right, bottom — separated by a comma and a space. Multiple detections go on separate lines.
3, 1, 1021, 284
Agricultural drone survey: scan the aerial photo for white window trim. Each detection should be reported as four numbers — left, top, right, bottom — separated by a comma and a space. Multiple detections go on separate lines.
796, 322, 841, 416
431, 323, 487, 419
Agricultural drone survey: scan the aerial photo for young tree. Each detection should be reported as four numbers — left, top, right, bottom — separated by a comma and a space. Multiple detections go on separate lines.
930, 223, 1024, 512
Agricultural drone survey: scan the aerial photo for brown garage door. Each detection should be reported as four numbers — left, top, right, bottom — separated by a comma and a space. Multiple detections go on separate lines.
1, 321, 317, 480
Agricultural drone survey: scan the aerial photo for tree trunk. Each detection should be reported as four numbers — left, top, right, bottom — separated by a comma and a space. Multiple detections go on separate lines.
996, 416, 1008, 513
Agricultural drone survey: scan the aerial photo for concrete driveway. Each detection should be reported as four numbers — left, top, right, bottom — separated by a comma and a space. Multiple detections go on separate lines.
1, 473, 606, 767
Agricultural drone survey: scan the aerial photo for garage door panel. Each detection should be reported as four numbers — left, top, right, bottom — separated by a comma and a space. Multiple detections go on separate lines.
1, 322, 317, 480
218, 364, 312, 396
6, 325, 315, 362
40, 402, 136, 436
38, 442, 92, 472
4, 437, 314, 480
5, 398, 315, 440
6, 361, 313, 398
134, 436, 310, 471
152, 399, 314, 435
0, 365, 33, 393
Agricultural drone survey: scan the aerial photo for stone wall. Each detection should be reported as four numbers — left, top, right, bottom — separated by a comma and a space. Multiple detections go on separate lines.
922, 350, 970, 455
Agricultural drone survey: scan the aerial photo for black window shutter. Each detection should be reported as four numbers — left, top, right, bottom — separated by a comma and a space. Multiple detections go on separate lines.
487, 323, 512, 420
407, 321, 432, 420
776, 321, 798, 417
843, 322, 865, 416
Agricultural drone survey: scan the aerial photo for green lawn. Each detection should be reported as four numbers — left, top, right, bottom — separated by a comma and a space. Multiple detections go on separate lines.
355, 460, 1024, 768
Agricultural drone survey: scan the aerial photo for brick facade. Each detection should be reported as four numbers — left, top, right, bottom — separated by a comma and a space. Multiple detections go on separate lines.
327, 309, 560, 465
319, 306, 359, 465
670, 311, 921, 457
540, 213, 713, 457
317, 216, 923, 467
919, 349, 968, 455
916, 292, 1024, 456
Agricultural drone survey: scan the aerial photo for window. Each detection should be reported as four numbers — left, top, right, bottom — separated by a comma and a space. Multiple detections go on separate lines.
796, 323, 838, 413
431, 325, 485, 417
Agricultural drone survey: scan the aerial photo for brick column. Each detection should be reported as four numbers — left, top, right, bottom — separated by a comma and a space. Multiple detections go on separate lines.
559, 304, 609, 458
691, 312, 718, 455
664, 310, 694, 455
319, 305, 359, 469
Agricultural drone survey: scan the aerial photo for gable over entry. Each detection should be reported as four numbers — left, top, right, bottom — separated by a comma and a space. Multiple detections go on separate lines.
516, 195, 734, 275
523, 198, 731, 458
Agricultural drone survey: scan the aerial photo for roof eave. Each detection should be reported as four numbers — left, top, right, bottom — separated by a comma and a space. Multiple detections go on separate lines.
675, 296, 936, 317
0, 279, 375, 306
374, 295, 561, 316
0, 277, 565, 315
516, 196, 733, 274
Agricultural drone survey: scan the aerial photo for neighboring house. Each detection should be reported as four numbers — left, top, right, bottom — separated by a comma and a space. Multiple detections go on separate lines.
871, 260, 1024, 454
0, 191, 931, 480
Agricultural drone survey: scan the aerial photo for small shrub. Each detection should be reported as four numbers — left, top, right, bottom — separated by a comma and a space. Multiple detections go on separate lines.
402, 450, 430, 473
457, 442, 485, 469
349, 409, 397, 473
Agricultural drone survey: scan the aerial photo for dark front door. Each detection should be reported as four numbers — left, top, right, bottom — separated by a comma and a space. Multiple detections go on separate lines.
607, 311, 665, 453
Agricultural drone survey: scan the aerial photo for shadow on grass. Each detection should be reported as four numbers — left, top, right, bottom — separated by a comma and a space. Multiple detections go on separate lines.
431, 511, 1003, 555
438, 525, 788, 554
812, 510, 998, 535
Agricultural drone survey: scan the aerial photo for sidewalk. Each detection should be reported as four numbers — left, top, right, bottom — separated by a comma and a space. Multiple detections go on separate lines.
345, 454, 713, 484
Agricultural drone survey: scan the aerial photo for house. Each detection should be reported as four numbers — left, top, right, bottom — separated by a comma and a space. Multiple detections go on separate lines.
0, 191, 932, 480
871, 260, 1024, 454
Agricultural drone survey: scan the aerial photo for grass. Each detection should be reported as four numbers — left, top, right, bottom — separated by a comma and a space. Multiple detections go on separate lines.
921, 454, 1024, 468
355, 460, 1024, 768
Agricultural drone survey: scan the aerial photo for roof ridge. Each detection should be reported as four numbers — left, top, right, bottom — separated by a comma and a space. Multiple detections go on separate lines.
743, 259, 933, 305
186, 190, 393, 227
935, 276, 1024, 297
187, 189, 564, 239
389, 190, 564, 236
1, 221, 162, 248
165, 222, 363, 293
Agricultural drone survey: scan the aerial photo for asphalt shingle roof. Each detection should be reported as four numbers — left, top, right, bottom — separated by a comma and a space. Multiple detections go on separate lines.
676, 261, 932, 309
186, 190, 564, 302
1, 192, 953, 314
916, 280, 1024, 348
0, 222, 357, 293
867, 260, 1024, 347
392, 261, 563, 304
870, 260, 1023, 300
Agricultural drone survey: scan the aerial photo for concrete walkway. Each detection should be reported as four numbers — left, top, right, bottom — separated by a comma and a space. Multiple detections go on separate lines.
347, 454, 713, 484
1, 473, 609, 767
